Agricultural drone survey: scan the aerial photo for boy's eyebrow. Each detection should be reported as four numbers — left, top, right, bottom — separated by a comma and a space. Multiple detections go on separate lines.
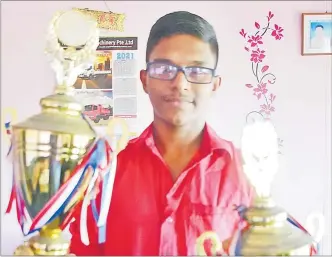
150, 59, 208, 66
189, 60, 207, 66
150, 58, 173, 64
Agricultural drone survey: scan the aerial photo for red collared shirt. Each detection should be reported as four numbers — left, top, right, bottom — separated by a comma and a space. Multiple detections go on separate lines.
69, 123, 253, 256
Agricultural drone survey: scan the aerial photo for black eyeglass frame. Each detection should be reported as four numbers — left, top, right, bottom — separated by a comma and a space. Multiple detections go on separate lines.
146, 61, 217, 84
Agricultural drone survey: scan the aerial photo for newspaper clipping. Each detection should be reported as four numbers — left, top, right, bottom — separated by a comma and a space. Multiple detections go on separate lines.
74, 37, 138, 140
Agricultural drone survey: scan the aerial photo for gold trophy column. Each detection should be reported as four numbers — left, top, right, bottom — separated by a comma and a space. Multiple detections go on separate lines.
11, 10, 100, 255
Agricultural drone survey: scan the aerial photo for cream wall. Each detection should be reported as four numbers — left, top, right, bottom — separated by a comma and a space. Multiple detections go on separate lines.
1, 1, 331, 255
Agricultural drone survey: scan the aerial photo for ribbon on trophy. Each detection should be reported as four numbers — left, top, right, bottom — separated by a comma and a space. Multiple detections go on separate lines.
232, 205, 318, 256
4, 115, 118, 245
4, 121, 13, 156
5, 121, 27, 234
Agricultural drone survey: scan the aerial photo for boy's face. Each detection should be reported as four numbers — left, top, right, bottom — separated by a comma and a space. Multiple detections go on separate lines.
140, 34, 221, 127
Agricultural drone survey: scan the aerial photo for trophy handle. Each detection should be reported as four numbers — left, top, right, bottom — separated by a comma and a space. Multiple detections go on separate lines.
107, 117, 130, 153
195, 231, 222, 255
305, 211, 325, 243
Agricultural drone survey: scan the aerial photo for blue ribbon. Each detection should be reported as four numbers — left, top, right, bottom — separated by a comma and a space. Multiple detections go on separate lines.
37, 139, 107, 234
27, 139, 105, 235
86, 139, 109, 244
27, 164, 90, 235
10, 134, 110, 243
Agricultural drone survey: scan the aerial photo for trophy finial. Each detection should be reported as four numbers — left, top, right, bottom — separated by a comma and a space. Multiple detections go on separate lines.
45, 10, 99, 95
241, 119, 279, 198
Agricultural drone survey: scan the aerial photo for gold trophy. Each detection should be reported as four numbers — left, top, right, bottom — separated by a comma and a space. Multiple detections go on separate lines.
9, 10, 100, 255
237, 119, 315, 255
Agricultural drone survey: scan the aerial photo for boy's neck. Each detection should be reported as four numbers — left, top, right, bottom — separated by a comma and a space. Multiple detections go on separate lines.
152, 118, 205, 155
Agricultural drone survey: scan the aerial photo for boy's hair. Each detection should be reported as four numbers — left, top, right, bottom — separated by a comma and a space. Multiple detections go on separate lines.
146, 11, 219, 68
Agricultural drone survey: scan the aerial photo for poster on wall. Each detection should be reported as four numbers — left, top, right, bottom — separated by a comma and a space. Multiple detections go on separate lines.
72, 8, 139, 144
73, 36, 139, 141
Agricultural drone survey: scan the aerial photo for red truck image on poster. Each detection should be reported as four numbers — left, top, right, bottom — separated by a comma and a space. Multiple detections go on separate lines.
83, 104, 113, 123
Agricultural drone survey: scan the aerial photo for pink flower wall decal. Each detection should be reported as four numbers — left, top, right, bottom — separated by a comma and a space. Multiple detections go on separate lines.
272, 24, 284, 40
239, 11, 284, 153
250, 48, 266, 63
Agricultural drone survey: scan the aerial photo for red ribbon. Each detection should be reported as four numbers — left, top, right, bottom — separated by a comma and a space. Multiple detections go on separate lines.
5, 185, 16, 214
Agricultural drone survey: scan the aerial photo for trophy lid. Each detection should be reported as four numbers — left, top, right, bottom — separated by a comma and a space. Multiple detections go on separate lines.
13, 94, 95, 137
12, 10, 99, 138
237, 119, 314, 255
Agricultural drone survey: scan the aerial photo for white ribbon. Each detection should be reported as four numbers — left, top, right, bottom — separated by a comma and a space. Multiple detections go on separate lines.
80, 168, 100, 245
79, 137, 120, 245
97, 151, 117, 228
305, 211, 325, 243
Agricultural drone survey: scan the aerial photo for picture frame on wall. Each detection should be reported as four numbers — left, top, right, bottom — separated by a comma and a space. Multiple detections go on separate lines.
301, 13, 332, 56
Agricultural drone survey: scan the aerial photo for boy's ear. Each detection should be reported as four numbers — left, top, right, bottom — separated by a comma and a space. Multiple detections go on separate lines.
140, 69, 148, 94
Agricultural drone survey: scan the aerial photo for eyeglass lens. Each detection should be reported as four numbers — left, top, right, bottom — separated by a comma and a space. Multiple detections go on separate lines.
148, 62, 214, 84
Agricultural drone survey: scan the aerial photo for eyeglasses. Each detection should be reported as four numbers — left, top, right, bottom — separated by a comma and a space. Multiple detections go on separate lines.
146, 62, 216, 84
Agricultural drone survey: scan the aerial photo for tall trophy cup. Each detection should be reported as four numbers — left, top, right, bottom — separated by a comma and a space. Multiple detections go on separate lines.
7, 10, 101, 255
236, 119, 316, 255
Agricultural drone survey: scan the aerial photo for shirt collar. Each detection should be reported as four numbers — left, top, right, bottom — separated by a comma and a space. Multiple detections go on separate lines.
201, 124, 234, 158
129, 122, 233, 159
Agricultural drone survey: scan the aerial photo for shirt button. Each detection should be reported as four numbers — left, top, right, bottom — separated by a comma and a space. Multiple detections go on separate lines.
166, 217, 173, 223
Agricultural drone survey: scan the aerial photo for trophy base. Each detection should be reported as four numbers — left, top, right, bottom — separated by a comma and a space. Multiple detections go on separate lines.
14, 228, 72, 256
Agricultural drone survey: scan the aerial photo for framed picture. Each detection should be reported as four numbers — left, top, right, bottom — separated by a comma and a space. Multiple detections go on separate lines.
301, 13, 332, 56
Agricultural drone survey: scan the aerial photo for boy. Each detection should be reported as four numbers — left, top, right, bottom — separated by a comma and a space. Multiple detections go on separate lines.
70, 11, 253, 256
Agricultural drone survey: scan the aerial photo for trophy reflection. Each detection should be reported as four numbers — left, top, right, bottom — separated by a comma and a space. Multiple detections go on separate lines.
8, 10, 100, 255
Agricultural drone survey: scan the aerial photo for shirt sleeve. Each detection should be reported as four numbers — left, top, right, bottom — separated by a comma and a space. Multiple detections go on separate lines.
69, 198, 104, 256
221, 146, 255, 254
233, 146, 256, 205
